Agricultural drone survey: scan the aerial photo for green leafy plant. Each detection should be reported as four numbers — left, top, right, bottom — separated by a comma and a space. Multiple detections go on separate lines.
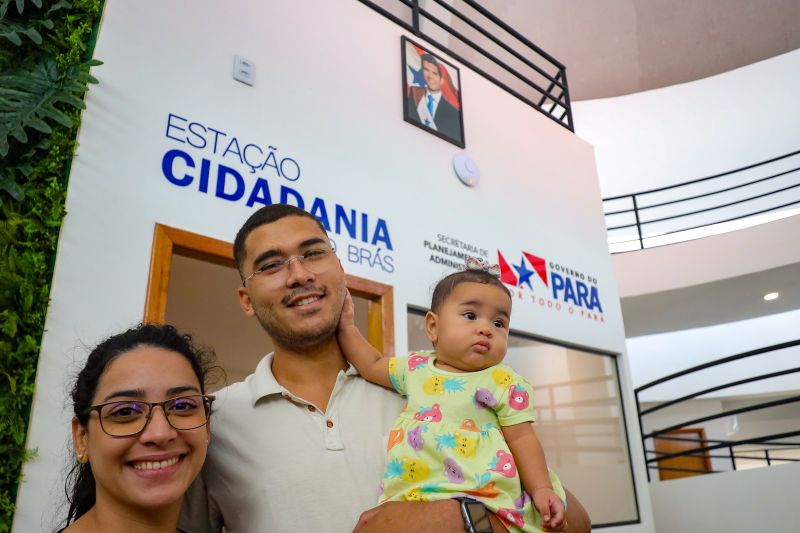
0, 0, 102, 530
0, 56, 100, 158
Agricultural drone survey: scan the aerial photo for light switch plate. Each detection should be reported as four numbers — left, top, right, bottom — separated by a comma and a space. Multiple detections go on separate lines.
233, 55, 255, 86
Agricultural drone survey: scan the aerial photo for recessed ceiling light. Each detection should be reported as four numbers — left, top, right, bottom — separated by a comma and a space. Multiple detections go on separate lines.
763, 292, 779, 301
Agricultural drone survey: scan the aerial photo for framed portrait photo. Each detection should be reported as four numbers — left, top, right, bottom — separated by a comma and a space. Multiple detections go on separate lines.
401, 36, 465, 148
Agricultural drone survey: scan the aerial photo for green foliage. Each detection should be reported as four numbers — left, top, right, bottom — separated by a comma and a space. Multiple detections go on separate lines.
0, 56, 101, 158
0, 0, 102, 530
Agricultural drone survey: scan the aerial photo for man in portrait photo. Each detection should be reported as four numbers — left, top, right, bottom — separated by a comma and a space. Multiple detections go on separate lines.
405, 51, 463, 145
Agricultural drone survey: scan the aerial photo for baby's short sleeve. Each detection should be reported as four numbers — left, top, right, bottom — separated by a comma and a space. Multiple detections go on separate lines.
494, 368, 536, 427
387, 356, 409, 396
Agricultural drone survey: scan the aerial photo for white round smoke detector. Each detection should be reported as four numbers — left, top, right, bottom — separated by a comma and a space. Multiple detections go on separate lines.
453, 153, 480, 187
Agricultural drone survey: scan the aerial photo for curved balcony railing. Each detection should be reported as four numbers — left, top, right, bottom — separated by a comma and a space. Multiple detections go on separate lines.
634, 339, 800, 481
648, 434, 800, 475
603, 150, 800, 253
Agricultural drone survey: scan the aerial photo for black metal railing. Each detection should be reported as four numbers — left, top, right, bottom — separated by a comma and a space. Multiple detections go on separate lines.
634, 339, 800, 481
358, 0, 574, 131
603, 149, 800, 252
645, 434, 800, 474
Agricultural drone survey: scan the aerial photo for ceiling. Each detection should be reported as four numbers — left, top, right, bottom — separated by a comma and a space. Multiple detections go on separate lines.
621, 262, 800, 337
482, 0, 800, 100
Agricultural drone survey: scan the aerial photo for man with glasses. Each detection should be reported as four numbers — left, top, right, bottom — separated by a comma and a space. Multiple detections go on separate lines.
180, 204, 590, 532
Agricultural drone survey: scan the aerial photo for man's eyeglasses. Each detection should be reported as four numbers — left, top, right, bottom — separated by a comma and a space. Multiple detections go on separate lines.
84, 394, 215, 437
242, 247, 334, 286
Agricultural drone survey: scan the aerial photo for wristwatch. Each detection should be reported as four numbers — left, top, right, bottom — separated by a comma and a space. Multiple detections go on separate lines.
454, 497, 493, 533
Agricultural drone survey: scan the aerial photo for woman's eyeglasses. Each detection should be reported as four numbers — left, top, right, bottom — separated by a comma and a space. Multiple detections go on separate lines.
84, 394, 215, 437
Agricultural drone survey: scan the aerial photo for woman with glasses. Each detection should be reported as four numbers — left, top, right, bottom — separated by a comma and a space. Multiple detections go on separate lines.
59, 324, 217, 533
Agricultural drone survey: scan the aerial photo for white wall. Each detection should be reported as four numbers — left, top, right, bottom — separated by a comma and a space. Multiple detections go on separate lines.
573, 49, 800, 198
628, 308, 800, 402
612, 214, 800, 298
649, 461, 800, 532
13, 1, 651, 531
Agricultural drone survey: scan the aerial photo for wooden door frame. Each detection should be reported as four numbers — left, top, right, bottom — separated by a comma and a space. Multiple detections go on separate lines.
144, 223, 395, 355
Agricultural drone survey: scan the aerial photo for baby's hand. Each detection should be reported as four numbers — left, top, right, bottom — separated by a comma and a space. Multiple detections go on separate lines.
533, 487, 566, 531
338, 289, 356, 332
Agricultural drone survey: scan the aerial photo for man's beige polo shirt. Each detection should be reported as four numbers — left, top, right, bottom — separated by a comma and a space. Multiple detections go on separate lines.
180, 353, 406, 532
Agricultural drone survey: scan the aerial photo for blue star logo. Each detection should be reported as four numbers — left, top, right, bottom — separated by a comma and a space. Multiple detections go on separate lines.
513, 256, 535, 289
408, 65, 426, 87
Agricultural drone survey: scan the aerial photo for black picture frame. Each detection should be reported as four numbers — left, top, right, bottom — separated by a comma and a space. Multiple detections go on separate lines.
401, 36, 465, 148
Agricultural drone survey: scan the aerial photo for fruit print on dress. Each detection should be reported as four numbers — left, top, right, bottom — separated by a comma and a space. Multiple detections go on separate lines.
460, 419, 500, 436
423, 375, 467, 395
474, 387, 498, 409
498, 507, 525, 528
454, 431, 478, 458
388, 358, 402, 391
413, 403, 443, 422
408, 353, 429, 371
403, 482, 445, 502
403, 487, 423, 502
423, 375, 444, 395
387, 428, 404, 451
401, 457, 430, 482
452, 472, 502, 499
459, 419, 480, 432
407, 425, 426, 451
487, 450, 517, 478
465, 480, 500, 499
443, 458, 465, 483
385, 456, 431, 483
514, 491, 531, 510
403, 487, 424, 501
434, 432, 457, 452
491, 368, 513, 389
508, 384, 530, 410
433, 431, 478, 458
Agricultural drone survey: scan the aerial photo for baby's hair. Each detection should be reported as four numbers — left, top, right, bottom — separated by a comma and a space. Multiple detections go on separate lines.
430, 269, 512, 312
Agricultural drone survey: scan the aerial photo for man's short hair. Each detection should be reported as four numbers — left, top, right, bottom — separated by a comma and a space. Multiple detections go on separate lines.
233, 204, 327, 277
420, 53, 443, 77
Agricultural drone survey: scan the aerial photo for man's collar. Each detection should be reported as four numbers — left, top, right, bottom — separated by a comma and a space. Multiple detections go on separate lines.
248, 352, 359, 406
248, 353, 284, 406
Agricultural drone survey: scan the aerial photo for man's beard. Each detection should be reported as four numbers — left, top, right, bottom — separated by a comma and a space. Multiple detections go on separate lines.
252, 291, 341, 350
